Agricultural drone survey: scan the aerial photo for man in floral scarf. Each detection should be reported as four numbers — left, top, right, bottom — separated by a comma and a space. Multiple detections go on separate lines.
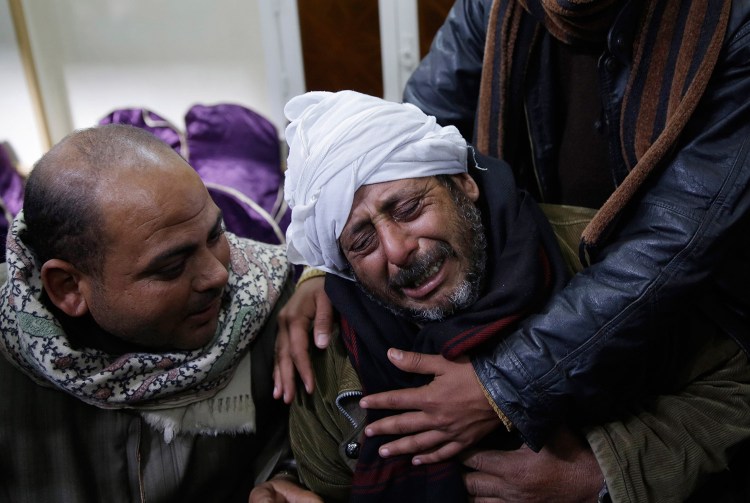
0, 124, 293, 502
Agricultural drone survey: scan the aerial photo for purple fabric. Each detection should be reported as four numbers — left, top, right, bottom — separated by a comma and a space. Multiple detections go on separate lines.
0, 144, 24, 216
99, 104, 291, 247
185, 103, 290, 245
99, 109, 183, 154
0, 143, 26, 262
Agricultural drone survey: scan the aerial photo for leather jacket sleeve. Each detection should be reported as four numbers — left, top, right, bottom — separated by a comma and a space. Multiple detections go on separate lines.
473, 8, 750, 449
402, 0, 491, 139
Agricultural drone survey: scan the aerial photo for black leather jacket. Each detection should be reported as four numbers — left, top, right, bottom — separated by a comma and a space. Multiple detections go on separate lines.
405, 0, 750, 449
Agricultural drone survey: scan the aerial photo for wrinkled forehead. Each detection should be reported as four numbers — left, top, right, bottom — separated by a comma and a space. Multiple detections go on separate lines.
350, 176, 435, 211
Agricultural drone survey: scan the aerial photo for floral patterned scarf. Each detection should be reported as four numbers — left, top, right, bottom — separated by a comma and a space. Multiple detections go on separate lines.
0, 212, 289, 417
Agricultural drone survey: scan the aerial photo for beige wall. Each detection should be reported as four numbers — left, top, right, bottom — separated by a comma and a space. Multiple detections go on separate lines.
1, 0, 45, 172
0, 0, 423, 172
1, 0, 282, 171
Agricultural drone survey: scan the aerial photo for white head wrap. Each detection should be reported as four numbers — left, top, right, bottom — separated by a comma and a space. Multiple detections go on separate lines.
284, 90, 468, 279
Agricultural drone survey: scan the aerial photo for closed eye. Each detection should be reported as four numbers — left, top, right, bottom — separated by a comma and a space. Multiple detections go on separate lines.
392, 199, 421, 221
154, 261, 186, 280
208, 221, 226, 245
348, 229, 377, 254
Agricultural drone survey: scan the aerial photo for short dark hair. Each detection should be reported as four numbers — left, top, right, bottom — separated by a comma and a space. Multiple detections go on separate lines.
20, 124, 173, 276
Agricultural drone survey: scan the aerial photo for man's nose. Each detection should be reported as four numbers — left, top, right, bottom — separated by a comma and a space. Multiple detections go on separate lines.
379, 222, 417, 268
194, 248, 229, 292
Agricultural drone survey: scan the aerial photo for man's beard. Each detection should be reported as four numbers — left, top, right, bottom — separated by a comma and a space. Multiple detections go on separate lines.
352, 184, 487, 323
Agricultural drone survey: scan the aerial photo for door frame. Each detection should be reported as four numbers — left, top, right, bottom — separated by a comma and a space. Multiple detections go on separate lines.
257, 0, 420, 130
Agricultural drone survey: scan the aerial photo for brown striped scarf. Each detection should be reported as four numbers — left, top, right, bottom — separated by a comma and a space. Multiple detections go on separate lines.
475, 0, 731, 251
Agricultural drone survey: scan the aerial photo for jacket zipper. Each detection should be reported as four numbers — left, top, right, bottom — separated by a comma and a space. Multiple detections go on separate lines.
335, 390, 363, 428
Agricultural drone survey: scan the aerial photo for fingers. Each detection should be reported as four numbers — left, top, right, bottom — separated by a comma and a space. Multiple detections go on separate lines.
274, 360, 298, 404
373, 427, 445, 457
288, 318, 315, 396
463, 471, 508, 500
411, 441, 464, 465
274, 277, 331, 402
386, 348, 447, 375
275, 316, 314, 403
462, 450, 513, 501
314, 332, 331, 349
364, 410, 435, 436
272, 364, 284, 401
248, 482, 284, 503
358, 352, 453, 411
273, 321, 299, 402
373, 429, 464, 464
270, 478, 325, 503
360, 386, 431, 412
312, 290, 334, 349
249, 478, 324, 503
362, 413, 467, 463
461, 449, 505, 472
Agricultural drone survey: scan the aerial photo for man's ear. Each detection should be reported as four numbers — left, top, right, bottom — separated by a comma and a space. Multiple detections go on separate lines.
40, 259, 91, 318
450, 173, 480, 202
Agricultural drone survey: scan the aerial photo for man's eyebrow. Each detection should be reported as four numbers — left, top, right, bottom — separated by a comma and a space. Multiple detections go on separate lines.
144, 211, 224, 270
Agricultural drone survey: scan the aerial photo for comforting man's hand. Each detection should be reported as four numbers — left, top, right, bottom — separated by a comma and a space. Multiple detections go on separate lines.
359, 349, 501, 464
273, 276, 333, 403
461, 427, 603, 503
249, 477, 323, 503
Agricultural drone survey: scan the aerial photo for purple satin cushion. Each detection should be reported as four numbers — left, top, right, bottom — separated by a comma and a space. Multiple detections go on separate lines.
99, 109, 183, 154
185, 104, 291, 244
0, 143, 24, 216
0, 142, 25, 261
99, 104, 291, 246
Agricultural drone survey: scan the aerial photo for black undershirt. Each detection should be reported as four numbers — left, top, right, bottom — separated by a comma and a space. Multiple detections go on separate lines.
554, 40, 614, 209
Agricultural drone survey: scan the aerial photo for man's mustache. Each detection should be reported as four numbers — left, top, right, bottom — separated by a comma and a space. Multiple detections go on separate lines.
389, 242, 454, 290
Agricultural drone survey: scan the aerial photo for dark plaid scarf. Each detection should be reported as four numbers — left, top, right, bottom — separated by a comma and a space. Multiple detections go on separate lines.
325, 154, 568, 502
476, 0, 731, 252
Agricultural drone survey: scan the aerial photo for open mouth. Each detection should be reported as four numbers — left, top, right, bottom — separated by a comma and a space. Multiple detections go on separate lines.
398, 256, 449, 301
409, 256, 445, 289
